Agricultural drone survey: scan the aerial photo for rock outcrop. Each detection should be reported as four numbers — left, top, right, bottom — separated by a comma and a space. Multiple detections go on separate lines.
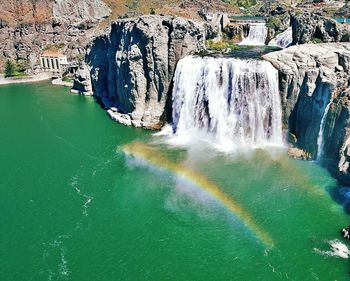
264, 43, 350, 183
71, 63, 93, 95
292, 12, 350, 44
84, 15, 205, 129
222, 24, 250, 43
53, 0, 111, 27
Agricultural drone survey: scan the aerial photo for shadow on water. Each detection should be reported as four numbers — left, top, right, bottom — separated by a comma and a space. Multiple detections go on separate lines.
327, 183, 350, 215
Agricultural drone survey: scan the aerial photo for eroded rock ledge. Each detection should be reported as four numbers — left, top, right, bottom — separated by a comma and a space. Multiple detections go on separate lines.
75, 15, 205, 129
264, 43, 350, 183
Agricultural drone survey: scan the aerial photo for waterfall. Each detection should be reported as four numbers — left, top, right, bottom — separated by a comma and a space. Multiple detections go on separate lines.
316, 98, 333, 161
239, 23, 268, 46
165, 56, 283, 152
268, 27, 293, 48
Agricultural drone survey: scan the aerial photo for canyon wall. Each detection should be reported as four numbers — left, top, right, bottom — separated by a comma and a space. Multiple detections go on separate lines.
264, 43, 350, 182
0, 0, 111, 72
80, 15, 205, 129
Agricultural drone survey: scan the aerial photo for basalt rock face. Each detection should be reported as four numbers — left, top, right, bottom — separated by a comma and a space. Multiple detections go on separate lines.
223, 24, 250, 43
85, 15, 205, 129
0, 0, 111, 72
264, 43, 350, 183
0, 22, 91, 73
321, 91, 350, 183
53, 0, 111, 27
71, 63, 93, 95
291, 12, 350, 44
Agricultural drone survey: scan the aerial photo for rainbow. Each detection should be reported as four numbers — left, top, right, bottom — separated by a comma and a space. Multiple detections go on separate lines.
122, 142, 274, 248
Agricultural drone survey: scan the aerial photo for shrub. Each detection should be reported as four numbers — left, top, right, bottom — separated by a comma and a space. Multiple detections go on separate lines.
16, 60, 29, 73
266, 17, 282, 30
4, 60, 15, 77
312, 38, 323, 44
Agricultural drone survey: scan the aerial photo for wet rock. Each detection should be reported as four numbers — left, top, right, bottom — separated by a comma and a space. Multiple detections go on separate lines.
287, 147, 311, 160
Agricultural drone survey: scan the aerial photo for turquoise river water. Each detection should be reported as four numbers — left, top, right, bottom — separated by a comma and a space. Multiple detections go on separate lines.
1, 82, 350, 280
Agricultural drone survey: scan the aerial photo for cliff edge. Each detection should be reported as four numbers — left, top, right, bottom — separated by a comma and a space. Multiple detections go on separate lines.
75, 15, 205, 129
264, 43, 350, 183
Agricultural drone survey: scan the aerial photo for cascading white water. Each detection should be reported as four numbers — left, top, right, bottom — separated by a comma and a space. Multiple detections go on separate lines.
268, 27, 293, 48
316, 98, 333, 161
165, 56, 283, 152
239, 23, 268, 46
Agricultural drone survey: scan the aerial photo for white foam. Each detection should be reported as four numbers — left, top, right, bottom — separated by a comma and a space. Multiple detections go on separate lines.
239, 23, 268, 46
314, 239, 350, 259
268, 27, 293, 48
159, 56, 284, 153
70, 175, 94, 216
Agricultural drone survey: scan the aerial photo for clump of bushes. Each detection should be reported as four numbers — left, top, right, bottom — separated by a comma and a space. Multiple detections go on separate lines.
266, 17, 282, 30
312, 38, 323, 44
43, 43, 65, 52
222, 0, 257, 9
4, 60, 29, 78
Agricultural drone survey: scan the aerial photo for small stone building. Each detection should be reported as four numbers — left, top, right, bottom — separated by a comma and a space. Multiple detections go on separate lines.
40, 50, 68, 73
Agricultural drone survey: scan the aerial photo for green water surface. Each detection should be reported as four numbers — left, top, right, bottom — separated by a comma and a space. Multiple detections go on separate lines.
0, 82, 349, 281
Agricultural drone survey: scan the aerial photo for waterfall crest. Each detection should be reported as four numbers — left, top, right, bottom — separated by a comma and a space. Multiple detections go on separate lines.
239, 23, 268, 46
165, 56, 283, 152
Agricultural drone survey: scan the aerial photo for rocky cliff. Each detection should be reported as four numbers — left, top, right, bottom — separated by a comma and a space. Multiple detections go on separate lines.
264, 43, 350, 182
53, 0, 111, 27
79, 15, 205, 129
292, 12, 350, 44
0, 0, 111, 72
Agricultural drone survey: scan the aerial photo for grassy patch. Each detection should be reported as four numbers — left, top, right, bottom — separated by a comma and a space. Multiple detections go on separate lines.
207, 39, 254, 51
12, 71, 29, 77
62, 75, 73, 83
312, 38, 323, 44
43, 43, 65, 52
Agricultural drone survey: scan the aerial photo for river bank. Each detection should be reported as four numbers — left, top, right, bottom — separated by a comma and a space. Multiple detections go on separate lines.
0, 72, 52, 85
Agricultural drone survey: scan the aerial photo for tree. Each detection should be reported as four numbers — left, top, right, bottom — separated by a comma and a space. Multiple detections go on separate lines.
4, 60, 15, 78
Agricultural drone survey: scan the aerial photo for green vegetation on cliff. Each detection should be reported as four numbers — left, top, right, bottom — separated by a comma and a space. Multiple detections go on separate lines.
4, 60, 15, 77
222, 0, 257, 9
4, 60, 28, 78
